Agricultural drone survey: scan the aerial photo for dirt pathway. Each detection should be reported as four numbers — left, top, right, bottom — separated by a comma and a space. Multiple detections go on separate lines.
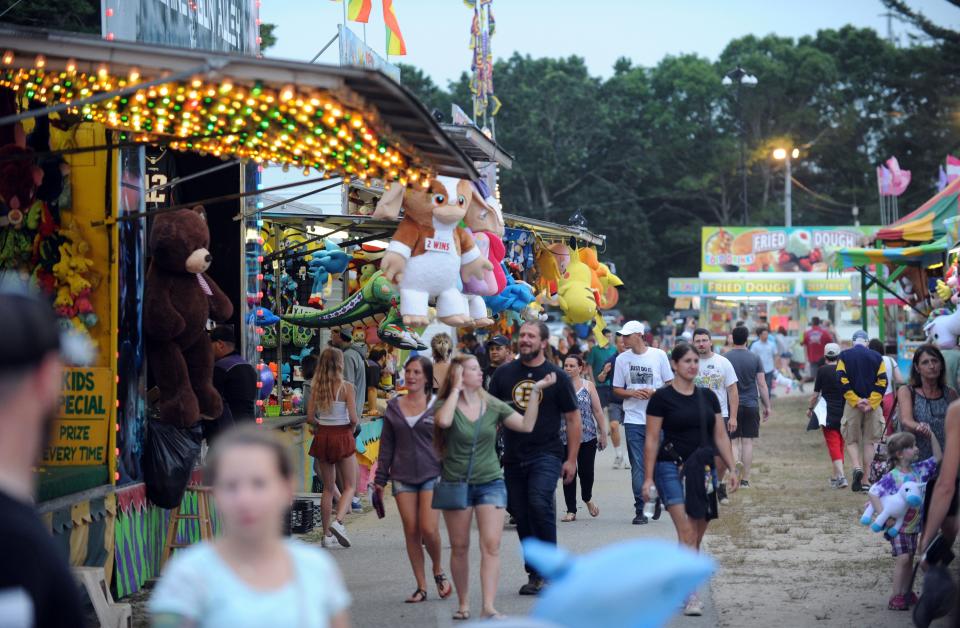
706, 395, 953, 627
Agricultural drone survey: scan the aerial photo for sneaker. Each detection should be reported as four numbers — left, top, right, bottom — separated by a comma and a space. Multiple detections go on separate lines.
613, 454, 621, 469
852, 468, 864, 493
836, 476, 848, 489
718, 483, 730, 505
683, 593, 704, 616
829, 477, 839, 489
739, 479, 751, 489
518, 575, 544, 596
329, 519, 351, 548
888, 594, 908, 611
632, 513, 649, 525
320, 534, 336, 549
351, 497, 363, 513
653, 499, 663, 521
622, 457, 630, 470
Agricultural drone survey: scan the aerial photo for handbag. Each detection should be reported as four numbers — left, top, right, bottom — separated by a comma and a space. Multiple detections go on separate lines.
868, 393, 898, 485
432, 400, 485, 510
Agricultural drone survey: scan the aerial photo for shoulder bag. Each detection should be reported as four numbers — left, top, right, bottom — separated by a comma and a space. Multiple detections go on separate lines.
432, 399, 485, 510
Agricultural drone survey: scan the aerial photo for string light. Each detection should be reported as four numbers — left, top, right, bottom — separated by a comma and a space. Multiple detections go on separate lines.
0, 57, 433, 183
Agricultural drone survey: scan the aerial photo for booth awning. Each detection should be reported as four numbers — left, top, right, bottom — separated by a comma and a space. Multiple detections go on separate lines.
503, 214, 605, 246
875, 177, 960, 244
0, 26, 478, 182
834, 216, 960, 269
440, 123, 514, 169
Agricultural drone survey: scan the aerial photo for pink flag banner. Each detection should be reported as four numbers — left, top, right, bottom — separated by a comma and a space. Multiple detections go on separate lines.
947, 155, 960, 183
885, 157, 911, 197
877, 165, 893, 196
939, 165, 948, 192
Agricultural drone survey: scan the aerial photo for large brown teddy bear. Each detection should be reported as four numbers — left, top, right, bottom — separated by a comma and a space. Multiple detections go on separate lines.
145, 207, 233, 427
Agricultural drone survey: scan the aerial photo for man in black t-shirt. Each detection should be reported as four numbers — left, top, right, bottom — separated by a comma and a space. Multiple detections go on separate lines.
0, 282, 83, 627
489, 321, 580, 596
807, 343, 849, 488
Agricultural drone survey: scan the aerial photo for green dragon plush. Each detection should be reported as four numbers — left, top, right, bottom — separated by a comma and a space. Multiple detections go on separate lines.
281, 270, 426, 351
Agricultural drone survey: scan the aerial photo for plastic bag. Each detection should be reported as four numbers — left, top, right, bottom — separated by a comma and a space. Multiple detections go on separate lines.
143, 419, 202, 509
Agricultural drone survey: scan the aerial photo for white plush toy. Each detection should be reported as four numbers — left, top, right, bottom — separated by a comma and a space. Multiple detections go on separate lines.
859, 480, 924, 538
373, 177, 493, 327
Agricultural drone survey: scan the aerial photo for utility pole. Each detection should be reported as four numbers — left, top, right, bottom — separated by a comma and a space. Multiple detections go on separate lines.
723, 66, 758, 225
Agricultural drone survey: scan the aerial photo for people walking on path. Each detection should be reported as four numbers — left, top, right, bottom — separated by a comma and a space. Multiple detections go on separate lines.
307, 347, 360, 548
724, 326, 771, 488
373, 356, 452, 604
0, 283, 83, 628
691, 329, 739, 499
613, 320, 674, 524
488, 321, 581, 596
750, 327, 779, 395
836, 330, 888, 492
150, 427, 351, 628
802, 316, 834, 383
642, 343, 739, 617
560, 354, 608, 521
434, 354, 555, 620
483, 335, 512, 389
597, 332, 628, 469
807, 343, 849, 487
897, 345, 958, 466
866, 431, 942, 611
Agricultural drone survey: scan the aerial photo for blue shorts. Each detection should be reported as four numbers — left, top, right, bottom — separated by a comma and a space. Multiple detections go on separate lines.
654, 461, 718, 508
654, 461, 685, 507
467, 478, 507, 508
392, 477, 439, 494
598, 386, 613, 408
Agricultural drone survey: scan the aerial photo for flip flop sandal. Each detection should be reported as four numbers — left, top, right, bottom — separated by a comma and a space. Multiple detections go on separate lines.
586, 501, 599, 517
404, 589, 427, 604
452, 610, 471, 621
561, 512, 576, 522
434, 572, 453, 599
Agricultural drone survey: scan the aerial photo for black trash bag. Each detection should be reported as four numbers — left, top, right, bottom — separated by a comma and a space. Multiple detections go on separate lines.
143, 419, 202, 509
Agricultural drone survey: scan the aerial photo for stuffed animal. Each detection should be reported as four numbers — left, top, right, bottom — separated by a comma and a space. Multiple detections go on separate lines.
306, 240, 350, 306
373, 177, 492, 327
924, 308, 960, 350
461, 182, 506, 327
860, 480, 924, 538
557, 253, 599, 325
145, 207, 233, 427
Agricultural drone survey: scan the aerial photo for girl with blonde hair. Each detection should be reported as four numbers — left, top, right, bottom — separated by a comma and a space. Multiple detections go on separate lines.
308, 347, 361, 549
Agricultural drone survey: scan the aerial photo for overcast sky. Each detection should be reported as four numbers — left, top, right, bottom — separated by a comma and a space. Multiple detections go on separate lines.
259, 0, 959, 198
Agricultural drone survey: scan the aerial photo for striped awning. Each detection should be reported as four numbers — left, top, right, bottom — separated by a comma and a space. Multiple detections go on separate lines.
875, 178, 960, 243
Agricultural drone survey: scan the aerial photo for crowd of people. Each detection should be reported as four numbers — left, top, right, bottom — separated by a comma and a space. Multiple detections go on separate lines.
3, 276, 960, 626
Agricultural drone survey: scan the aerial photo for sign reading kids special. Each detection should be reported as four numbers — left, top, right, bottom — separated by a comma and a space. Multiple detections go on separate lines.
43, 367, 114, 466
701, 226, 877, 273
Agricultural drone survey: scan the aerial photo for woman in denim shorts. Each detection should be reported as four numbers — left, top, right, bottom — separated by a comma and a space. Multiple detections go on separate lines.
373, 357, 452, 604
641, 343, 738, 617
434, 354, 555, 621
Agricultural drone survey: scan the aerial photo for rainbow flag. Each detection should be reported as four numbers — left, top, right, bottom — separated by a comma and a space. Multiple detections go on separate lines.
382, 0, 407, 55
330, 0, 372, 23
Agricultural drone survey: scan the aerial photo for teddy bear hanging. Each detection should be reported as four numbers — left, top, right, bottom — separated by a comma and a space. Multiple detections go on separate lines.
144, 207, 233, 427
373, 176, 492, 327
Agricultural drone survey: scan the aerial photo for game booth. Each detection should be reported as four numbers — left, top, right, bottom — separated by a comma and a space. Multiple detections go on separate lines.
0, 26, 498, 598
0, 25, 617, 602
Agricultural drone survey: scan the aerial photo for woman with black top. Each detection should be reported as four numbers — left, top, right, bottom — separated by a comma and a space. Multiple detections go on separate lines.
642, 343, 738, 617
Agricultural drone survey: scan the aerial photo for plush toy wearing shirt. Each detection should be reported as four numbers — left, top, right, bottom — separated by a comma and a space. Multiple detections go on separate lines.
374, 177, 492, 327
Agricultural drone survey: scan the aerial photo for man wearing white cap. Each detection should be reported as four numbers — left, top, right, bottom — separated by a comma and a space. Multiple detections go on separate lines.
613, 320, 673, 524
836, 329, 888, 492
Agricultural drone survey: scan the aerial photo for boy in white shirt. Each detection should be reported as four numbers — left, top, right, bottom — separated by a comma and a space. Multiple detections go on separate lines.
692, 328, 739, 503
613, 320, 674, 524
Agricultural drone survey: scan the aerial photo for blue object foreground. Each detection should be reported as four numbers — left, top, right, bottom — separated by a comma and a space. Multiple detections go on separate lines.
515, 538, 715, 628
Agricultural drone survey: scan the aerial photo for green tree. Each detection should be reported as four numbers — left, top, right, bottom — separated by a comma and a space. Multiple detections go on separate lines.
259, 23, 278, 51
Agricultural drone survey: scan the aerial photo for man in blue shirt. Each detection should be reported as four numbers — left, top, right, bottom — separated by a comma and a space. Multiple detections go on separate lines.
750, 327, 779, 395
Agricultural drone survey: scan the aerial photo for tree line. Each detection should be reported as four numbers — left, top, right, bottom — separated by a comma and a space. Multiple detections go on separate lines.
400, 24, 960, 319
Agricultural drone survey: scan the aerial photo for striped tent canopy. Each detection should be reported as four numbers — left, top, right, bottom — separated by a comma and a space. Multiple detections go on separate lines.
875, 178, 960, 244
832, 216, 960, 270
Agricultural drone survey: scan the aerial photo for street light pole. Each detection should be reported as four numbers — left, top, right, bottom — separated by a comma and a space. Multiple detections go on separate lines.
723, 66, 758, 226
784, 153, 792, 228
773, 147, 799, 227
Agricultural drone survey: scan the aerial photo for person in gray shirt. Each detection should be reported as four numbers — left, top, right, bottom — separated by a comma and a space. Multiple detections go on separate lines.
723, 326, 772, 487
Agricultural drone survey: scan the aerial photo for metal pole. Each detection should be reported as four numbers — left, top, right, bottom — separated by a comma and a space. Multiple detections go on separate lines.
738, 83, 748, 225
785, 156, 792, 228
860, 270, 869, 332
877, 262, 886, 342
